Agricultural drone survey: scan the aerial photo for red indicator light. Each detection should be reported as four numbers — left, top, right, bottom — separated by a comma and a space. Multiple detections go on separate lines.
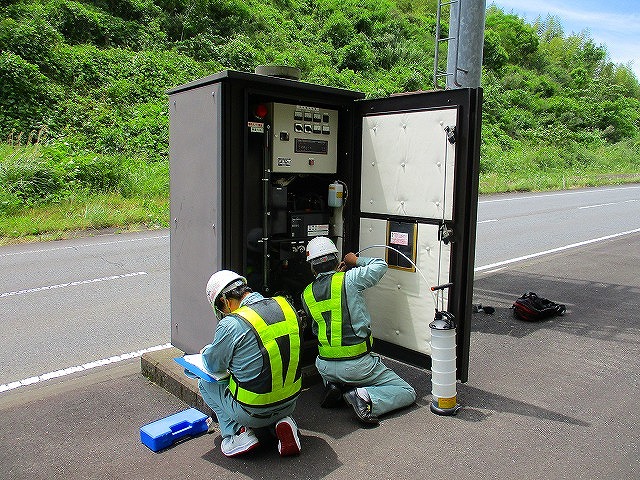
255, 104, 268, 119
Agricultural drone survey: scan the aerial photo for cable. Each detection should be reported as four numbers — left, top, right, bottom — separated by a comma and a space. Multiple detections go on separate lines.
336, 179, 349, 207
356, 244, 439, 306
435, 125, 452, 311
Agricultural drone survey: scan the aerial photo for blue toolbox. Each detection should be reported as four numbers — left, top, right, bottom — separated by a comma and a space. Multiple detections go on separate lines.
140, 408, 209, 452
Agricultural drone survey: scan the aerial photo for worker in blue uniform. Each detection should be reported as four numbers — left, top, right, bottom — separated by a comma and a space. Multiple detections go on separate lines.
300, 237, 416, 425
199, 269, 302, 457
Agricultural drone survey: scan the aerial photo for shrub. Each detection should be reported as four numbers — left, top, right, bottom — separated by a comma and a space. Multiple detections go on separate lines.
321, 10, 355, 48
65, 155, 123, 192
0, 190, 23, 215
483, 29, 508, 71
0, 17, 63, 69
0, 52, 59, 139
178, 34, 263, 70
0, 151, 63, 205
42, 0, 153, 49
118, 159, 169, 198
338, 35, 373, 72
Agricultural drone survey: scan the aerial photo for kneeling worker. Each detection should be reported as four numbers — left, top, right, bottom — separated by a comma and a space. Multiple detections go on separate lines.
199, 269, 302, 457
301, 237, 416, 425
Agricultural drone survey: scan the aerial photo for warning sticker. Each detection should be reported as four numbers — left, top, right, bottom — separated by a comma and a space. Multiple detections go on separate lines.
307, 224, 329, 236
248, 121, 264, 133
277, 158, 292, 167
390, 231, 409, 246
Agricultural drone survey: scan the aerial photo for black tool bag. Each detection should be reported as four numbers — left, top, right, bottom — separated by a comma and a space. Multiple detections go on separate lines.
512, 292, 566, 321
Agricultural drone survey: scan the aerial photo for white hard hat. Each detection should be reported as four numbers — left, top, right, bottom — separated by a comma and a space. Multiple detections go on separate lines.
306, 236, 338, 264
205, 270, 247, 307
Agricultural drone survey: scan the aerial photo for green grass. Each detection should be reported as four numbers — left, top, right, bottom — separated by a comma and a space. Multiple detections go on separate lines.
479, 171, 640, 194
479, 136, 640, 193
0, 142, 169, 244
0, 193, 168, 245
1, 134, 639, 245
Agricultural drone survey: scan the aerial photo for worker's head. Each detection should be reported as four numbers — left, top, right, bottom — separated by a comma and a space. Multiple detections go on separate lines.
306, 236, 339, 275
206, 270, 251, 319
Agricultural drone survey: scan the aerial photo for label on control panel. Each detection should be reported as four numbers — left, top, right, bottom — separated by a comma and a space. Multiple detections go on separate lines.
248, 121, 264, 133
308, 224, 329, 236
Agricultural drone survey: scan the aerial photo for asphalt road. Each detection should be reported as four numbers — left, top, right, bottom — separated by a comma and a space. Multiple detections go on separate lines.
0, 231, 170, 383
1, 184, 639, 389
475, 184, 640, 268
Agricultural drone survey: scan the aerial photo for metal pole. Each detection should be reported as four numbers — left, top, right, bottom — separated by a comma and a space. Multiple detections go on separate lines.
446, 0, 487, 89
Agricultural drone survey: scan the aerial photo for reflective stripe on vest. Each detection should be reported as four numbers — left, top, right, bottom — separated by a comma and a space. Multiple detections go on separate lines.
303, 272, 371, 360
227, 296, 302, 407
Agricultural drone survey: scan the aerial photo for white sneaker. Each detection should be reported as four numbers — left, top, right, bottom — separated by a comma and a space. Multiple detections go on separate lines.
220, 427, 259, 457
275, 416, 301, 457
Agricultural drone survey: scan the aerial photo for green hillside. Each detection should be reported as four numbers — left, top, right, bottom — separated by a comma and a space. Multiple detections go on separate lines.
1, 0, 639, 241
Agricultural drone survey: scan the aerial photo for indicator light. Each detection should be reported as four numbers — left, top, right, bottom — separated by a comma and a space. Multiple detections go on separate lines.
254, 103, 268, 119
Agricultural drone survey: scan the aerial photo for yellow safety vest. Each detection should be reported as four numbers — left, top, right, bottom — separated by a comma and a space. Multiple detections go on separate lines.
303, 272, 372, 360
227, 296, 302, 407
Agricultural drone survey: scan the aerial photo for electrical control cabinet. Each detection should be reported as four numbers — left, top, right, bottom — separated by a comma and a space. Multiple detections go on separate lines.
168, 70, 481, 381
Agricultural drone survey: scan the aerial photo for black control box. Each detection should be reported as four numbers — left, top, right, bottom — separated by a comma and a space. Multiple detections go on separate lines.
289, 212, 330, 238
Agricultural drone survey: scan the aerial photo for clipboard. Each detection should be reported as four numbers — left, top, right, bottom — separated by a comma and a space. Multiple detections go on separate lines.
174, 354, 230, 383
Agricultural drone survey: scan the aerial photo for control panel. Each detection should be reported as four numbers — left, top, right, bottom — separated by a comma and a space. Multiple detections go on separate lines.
269, 102, 339, 173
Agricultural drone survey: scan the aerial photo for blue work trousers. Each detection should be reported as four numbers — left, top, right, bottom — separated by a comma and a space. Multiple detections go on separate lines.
316, 353, 416, 416
198, 379, 297, 438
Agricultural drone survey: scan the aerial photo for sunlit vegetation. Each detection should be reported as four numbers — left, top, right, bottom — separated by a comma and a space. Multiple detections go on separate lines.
1, 0, 639, 241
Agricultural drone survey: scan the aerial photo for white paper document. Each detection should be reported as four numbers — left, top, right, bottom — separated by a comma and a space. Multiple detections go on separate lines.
174, 354, 230, 382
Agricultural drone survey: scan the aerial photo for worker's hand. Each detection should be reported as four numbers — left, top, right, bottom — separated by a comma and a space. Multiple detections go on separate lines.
343, 252, 358, 269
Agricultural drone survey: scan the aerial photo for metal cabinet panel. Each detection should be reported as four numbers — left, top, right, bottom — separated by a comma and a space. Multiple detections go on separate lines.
360, 107, 457, 220
169, 84, 222, 352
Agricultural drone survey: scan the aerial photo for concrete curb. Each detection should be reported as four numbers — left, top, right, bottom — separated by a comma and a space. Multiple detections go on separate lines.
140, 347, 214, 417
140, 346, 322, 419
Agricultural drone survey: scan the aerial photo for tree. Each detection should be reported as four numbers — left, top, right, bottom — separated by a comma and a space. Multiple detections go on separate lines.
483, 29, 508, 71
485, 7, 539, 69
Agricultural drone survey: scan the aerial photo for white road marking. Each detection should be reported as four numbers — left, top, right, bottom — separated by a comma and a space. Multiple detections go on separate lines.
482, 267, 506, 274
474, 227, 640, 272
579, 199, 637, 209
0, 272, 148, 298
478, 219, 499, 224
0, 343, 172, 394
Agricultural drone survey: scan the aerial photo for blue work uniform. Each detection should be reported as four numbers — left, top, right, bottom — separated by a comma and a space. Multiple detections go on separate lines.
302, 256, 416, 417
199, 292, 300, 437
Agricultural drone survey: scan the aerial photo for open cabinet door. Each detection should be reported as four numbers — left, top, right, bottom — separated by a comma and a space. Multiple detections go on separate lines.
353, 88, 482, 382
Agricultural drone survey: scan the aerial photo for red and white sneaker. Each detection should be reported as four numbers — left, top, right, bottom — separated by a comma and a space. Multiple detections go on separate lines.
220, 427, 259, 457
275, 416, 301, 457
